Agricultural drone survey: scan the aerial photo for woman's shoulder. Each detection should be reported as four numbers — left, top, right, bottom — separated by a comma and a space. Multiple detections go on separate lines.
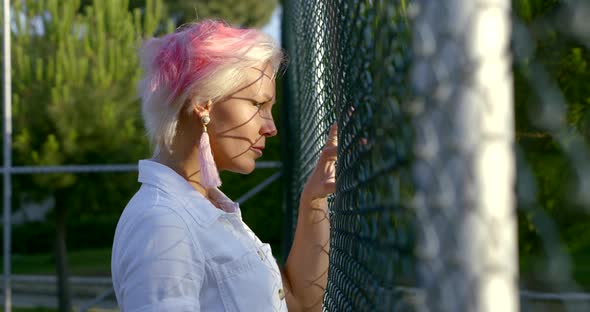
112, 190, 206, 270
115, 184, 218, 244
111, 192, 207, 310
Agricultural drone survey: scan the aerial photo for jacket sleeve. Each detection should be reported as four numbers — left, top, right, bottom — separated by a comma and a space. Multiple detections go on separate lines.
114, 206, 204, 311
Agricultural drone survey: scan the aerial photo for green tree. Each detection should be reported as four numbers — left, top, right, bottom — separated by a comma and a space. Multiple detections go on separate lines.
9, 0, 165, 310
164, 0, 278, 27
513, 0, 590, 287
81, 0, 278, 27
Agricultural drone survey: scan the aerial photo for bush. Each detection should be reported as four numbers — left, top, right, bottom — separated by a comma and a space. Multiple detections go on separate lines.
2, 217, 118, 254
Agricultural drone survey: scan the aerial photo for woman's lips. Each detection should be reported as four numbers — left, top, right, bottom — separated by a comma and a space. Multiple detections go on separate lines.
250, 147, 264, 156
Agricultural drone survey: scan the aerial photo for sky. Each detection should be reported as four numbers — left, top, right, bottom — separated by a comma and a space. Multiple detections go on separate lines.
261, 4, 282, 46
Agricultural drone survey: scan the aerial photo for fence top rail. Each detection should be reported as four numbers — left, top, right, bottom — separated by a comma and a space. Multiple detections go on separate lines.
0, 161, 282, 174
5, 276, 590, 302
391, 286, 590, 302
520, 290, 590, 302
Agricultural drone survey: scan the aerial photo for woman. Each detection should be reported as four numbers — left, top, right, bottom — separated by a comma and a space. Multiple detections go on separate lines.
111, 20, 337, 311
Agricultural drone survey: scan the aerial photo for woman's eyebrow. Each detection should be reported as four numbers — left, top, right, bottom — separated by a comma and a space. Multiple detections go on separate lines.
228, 94, 274, 103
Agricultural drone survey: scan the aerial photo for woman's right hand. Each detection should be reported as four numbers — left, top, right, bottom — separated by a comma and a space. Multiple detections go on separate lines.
301, 123, 338, 203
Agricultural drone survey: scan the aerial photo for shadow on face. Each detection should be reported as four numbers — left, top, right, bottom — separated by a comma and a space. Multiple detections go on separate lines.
208, 63, 278, 174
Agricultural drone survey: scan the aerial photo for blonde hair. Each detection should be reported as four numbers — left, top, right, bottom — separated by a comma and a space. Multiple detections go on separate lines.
138, 20, 284, 155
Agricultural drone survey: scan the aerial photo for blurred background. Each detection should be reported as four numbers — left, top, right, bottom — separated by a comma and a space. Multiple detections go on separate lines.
1, 0, 284, 311
0, 0, 589, 311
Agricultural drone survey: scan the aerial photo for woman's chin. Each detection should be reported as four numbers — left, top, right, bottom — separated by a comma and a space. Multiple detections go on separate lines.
224, 161, 256, 175
240, 163, 256, 174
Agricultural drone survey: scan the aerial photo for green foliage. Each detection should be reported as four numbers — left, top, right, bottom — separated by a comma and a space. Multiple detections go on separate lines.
0, 1, 169, 275
164, 0, 278, 27
3, 0, 284, 256
12, 0, 162, 166
0, 0, 284, 259
513, 0, 561, 21
6, 247, 113, 276
513, 0, 590, 287
9, 0, 164, 205
4, 3, 166, 309
0, 217, 117, 254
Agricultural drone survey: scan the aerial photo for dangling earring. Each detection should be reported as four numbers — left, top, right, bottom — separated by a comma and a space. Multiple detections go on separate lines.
198, 99, 222, 189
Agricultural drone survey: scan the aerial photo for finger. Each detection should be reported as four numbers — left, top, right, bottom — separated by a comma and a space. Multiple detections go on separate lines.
325, 161, 335, 175
321, 146, 338, 160
324, 181, 336, 194
326, 123, 338, 147
323, 145, 338, 153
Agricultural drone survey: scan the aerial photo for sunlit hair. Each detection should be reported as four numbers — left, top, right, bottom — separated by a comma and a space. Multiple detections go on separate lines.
138, 19, 284, 155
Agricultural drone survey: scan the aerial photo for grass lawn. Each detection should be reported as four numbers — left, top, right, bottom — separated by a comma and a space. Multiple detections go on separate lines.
13, 309, 56, 312
4, 246, 590, 292
573, 253, 590, 288
6, 245, 286, 276
8, 247, 112, 276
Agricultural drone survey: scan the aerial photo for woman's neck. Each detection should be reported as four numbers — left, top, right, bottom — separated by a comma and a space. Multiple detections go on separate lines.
153, 147, 209, 198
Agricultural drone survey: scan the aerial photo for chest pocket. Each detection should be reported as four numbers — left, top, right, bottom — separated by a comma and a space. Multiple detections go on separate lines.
210, 243, 286, 312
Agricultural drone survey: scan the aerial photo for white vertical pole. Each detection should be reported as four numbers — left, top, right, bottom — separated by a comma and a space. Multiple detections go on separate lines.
411, 0, 518, 311
2, 0, 11, 311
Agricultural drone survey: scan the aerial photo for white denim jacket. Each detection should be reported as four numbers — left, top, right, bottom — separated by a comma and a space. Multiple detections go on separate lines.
112, 160, 287, 312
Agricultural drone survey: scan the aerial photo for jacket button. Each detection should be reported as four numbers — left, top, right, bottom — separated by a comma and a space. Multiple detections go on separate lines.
257, 250, 264, 260
278, 288, 285, 300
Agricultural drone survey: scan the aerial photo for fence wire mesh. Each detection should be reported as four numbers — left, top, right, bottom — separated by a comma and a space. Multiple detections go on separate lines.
282, 0, 590, 311
283, 0, 417, 310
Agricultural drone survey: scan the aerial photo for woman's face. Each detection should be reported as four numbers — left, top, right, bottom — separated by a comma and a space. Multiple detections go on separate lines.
208, 63, 277, 174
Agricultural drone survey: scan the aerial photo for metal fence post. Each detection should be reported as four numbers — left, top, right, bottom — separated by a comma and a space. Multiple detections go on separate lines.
3, 0, 12, 311
411, 0, 518, 311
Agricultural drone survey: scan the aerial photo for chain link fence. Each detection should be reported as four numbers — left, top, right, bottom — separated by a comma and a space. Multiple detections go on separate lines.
283, 0, 418, 310
282, 0, 590, 311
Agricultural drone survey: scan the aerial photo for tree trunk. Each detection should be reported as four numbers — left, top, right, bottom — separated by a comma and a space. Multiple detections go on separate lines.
55, 194, 71, 312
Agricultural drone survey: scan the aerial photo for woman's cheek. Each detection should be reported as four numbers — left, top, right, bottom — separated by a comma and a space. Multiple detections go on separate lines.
221, 106, 256, 129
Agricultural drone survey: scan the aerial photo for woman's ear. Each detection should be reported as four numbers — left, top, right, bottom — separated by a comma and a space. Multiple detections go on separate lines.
192, 99, 212, 118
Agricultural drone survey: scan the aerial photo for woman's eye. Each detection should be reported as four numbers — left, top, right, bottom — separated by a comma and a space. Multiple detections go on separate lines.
254, 102, 263, 109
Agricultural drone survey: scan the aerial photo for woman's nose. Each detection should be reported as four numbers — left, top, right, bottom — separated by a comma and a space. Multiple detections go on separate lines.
261, 120, 278, 137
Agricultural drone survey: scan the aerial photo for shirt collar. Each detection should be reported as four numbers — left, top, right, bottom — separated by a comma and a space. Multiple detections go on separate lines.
137, 159, 240, 226
208, 187, 241, 213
